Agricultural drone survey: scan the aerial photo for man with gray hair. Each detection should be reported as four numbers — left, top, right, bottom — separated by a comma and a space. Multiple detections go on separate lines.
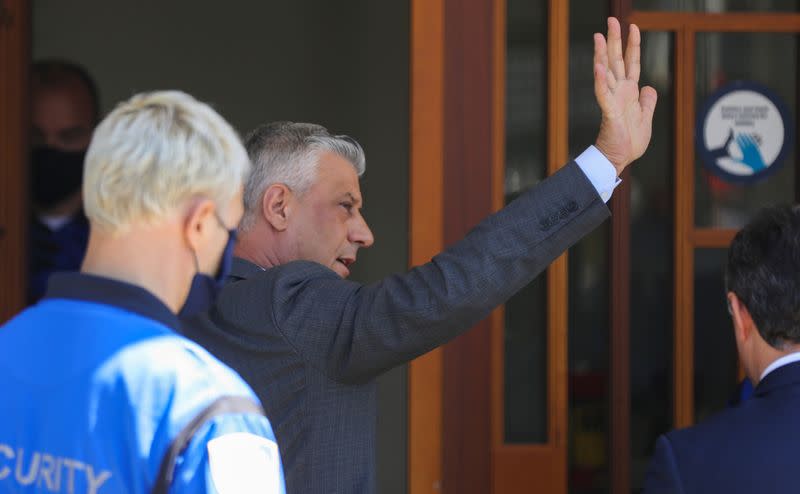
182, 18, 657, 493
0, 91, 284, 493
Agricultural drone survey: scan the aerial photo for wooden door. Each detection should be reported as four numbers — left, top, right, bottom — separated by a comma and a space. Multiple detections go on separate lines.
0, 0, 29, 323
409, 2, 800, 494
409, 0, 572, 492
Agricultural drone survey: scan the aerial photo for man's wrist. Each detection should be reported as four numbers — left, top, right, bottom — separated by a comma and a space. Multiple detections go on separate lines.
593, 141, 627, 176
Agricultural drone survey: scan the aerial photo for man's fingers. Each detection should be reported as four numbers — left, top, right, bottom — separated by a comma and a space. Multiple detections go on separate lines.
595, 63, 613, 112
625, 24, 641, 83
640, 86, 658, 122
594, 33, 617, 90
594, 33, 609, 72
607, 17, 626, 81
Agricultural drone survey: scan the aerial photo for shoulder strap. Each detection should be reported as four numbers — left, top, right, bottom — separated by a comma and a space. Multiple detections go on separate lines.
151, 395, 265, 494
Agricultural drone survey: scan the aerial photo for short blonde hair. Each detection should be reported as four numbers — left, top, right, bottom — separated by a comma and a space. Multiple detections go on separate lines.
83, 90, 249, 232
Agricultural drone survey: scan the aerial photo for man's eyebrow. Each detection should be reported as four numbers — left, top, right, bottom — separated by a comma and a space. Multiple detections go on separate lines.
343, 192, 362, 206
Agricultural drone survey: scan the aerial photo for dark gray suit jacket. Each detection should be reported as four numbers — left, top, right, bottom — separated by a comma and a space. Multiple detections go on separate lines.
180, 161, 610, 493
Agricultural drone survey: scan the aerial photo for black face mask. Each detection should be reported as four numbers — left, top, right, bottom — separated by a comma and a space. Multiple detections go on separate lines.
178, 223, 238, 319
30, 146, 86, 209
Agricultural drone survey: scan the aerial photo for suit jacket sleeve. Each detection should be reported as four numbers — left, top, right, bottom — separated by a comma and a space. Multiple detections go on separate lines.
238, 160, 610, 383
642, 435, 684, 494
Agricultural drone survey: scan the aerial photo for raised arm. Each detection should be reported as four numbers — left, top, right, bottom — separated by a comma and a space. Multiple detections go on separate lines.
253, 18, 657, 383
266, 161, 607, 382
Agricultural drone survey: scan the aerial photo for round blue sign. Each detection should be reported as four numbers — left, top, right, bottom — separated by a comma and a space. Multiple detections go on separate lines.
696, 81, 794, 184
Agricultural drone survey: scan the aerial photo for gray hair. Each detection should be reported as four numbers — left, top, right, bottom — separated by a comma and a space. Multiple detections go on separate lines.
240, 121, 366, 231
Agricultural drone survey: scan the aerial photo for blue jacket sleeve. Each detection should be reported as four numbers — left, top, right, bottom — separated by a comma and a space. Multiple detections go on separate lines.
169, 412, 286, 494
642, 435, 684, 494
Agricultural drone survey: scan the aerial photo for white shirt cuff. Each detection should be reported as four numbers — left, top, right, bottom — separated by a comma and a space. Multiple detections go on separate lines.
574, 145, 621, 203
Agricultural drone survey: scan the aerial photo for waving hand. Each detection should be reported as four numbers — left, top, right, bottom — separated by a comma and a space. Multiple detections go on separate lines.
593, 18, 658, 175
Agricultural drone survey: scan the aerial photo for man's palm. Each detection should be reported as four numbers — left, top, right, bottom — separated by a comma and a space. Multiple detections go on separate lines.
593, 18, 658, 175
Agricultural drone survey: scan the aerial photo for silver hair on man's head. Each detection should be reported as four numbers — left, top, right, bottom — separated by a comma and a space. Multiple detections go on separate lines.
239, 121, 366, 231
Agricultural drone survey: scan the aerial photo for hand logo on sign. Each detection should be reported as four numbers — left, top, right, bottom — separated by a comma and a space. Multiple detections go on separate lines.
707, 128, 766, 173
734, 133, 766, 172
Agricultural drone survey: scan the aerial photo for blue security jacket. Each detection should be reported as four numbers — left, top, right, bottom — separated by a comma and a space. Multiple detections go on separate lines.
0, 273, 286, 493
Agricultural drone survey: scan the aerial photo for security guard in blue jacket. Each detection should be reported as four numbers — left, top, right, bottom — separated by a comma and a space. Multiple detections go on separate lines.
0, 91, 285, 494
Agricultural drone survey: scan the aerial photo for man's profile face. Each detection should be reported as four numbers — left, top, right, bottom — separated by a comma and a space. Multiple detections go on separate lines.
286, 151, 375, 278
31, 78, 95, 151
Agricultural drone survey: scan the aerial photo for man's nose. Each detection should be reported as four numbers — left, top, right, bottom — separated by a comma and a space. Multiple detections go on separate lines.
350, 214, 375, 248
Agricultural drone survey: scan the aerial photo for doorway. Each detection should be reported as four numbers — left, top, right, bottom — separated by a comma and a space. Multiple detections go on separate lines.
408, 1, 800, 493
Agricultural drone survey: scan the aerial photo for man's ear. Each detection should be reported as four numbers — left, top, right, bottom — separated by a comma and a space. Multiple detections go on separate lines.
729, 292, 754, 345
184, 198, 216, 254
262, 184, 293, 231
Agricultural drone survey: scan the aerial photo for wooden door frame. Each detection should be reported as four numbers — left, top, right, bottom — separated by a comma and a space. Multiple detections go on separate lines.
438, 0, 496, 491
492, 0, 570, 492
608, 3, 633, 494
408, 0, 573, 492
408, 0, 445, 491
0, 0, 29, 323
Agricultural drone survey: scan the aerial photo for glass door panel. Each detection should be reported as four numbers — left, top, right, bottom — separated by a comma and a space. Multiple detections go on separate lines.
694, 32, 798, 228
504, 0, 549, 444
630, 31, 676, 490
693, 248, 739, 421
568, 4, 609, 493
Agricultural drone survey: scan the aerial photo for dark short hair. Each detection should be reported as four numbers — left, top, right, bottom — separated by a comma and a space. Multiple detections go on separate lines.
31, 59, 100, 121
725, 204, 800, 348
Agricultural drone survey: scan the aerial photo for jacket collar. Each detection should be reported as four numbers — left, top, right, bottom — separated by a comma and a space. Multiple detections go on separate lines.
43, 272, 181, 332
229, 257, 267, 281
754, 360, 800, 398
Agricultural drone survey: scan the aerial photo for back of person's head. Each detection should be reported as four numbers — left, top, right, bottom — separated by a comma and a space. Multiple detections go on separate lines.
83, 90, 250, 233
725, 204, 800, 349
31, 59, 100, 122
240, 121, 366, 231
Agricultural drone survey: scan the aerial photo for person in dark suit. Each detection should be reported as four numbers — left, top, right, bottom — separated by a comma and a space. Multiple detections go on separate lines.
643, 204, 800, 494
28, 60, 99, 303
181, 17, 658, 493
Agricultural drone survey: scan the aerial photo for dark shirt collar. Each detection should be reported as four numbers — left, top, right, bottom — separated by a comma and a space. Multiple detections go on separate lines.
44, 272, 181, 332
